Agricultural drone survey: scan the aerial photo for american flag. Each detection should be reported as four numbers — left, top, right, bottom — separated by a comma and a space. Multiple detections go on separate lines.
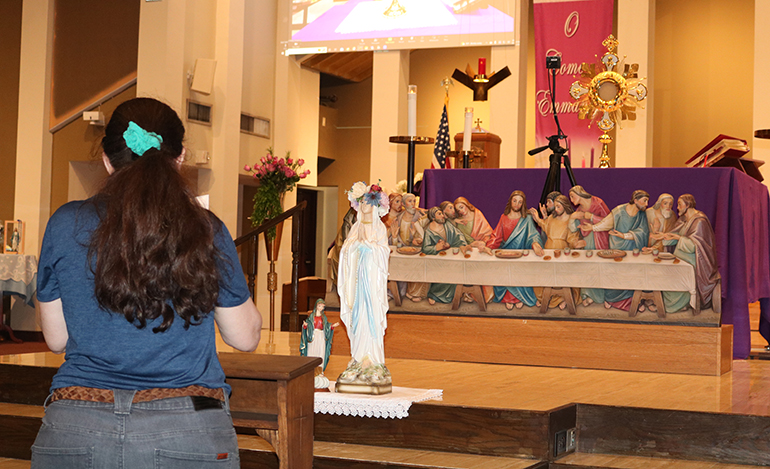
432, 104, 452, 169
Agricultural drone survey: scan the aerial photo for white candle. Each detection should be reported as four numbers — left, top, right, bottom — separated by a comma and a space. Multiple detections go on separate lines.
463, 107, 474, 152
407, 85, 417, 137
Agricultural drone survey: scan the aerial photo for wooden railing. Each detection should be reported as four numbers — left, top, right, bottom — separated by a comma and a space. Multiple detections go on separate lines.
233, 201, 307, 332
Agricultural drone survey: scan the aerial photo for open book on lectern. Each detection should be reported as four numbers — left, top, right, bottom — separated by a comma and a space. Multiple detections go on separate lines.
685, 134, 764, 182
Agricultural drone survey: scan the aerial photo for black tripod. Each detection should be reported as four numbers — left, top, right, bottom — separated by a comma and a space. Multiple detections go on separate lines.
529, 55, 577, 206
531, 134, 576, 206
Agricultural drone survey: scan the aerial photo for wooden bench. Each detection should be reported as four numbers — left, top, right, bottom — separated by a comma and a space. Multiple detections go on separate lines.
0, 353, 321, 468
220, 353, 321, 469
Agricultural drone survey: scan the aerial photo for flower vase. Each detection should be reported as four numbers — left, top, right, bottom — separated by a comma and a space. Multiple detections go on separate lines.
263, 220, 284, 263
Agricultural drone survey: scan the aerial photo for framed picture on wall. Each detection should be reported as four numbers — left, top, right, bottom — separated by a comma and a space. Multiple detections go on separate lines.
4, 220, 24, 255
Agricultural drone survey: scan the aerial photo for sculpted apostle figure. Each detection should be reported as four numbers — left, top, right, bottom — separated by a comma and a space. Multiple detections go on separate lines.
541, 191, 562, 218
328, 207, 357, 290
453, 197, 494, 249
422, 207, 468, 305
487, 190, 544, 310
644, 193, 678, 253
581, 190, 650, 311
439, 201, 457, 223
659, 194, 721, 313
568, 185, 611, 250
530, 195, 584, 309
530, 195, 584, 250
383, 192, 404, 246
397, 193, 429, 302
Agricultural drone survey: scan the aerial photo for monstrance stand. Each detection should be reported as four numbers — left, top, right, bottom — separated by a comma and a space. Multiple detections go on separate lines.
389, 136, 435, 194
569, 35, 648, 168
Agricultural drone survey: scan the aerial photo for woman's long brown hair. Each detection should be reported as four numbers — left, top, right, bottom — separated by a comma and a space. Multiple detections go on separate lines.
90, 98, 221, 333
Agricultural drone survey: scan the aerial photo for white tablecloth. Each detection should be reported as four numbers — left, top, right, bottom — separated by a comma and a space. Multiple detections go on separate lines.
0, 254, 38, 306
315, 382, 443, 419
389, 248, 696, 303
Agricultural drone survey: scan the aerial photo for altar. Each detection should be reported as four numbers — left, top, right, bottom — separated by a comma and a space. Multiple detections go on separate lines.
418, 166, 770, 358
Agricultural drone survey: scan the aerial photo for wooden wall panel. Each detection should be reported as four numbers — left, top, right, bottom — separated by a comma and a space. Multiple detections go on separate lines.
577, 403, 770, 466
327, 312, 732, 376
314, 403, 576, 460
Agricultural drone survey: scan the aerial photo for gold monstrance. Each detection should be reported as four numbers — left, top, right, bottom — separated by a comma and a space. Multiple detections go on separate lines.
569, 35, 648, 168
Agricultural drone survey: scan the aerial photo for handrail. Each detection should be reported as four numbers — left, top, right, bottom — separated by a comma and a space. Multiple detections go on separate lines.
233, 201, 307, 246
234, 200, 307, 332
49, 78, 137, 134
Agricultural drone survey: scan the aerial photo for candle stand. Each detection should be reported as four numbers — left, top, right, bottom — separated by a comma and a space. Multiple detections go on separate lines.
389, 136, 434, 194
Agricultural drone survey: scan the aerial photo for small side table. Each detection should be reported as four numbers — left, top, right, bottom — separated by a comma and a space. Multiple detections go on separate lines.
0, 254, 38, 343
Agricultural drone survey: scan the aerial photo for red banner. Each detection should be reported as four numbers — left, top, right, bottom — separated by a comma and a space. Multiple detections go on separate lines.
533, 0, 613, 168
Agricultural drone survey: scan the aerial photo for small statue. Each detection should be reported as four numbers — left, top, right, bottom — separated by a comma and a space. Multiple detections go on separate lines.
10, 226, 20, 253
299, 299, 339, 386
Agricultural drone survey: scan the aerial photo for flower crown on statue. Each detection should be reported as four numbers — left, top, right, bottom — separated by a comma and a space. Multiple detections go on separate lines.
347, 181, 389, 217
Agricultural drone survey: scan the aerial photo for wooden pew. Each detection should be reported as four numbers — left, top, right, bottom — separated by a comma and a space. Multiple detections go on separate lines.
220, 353, 320, 469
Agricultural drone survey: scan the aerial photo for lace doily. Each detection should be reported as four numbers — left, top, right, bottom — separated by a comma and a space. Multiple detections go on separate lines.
314, 382, 443, 419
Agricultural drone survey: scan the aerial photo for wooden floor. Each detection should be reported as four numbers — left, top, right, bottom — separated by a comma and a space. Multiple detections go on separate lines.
204, 327, 770, 417
3, 302, 770, 468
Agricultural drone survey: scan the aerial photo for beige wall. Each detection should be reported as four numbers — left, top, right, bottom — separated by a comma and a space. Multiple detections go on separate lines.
50, 86, 137, 212
0, 0, 22, 221
410, 47, 492, 171
50, 0, 139, 127
653, 0, 754, 167
318, 77, 373, 229
239, 0, 276, 172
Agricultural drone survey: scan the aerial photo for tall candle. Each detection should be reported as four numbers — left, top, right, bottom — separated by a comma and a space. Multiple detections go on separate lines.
463, 107, 474, 152
590, 147, 595, 168
478, 58, 486, 76
407, 85, 417, 137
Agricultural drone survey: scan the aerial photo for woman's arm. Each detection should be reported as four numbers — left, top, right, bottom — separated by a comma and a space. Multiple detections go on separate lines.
214, 299, 262, 352
38, 299, 67, 354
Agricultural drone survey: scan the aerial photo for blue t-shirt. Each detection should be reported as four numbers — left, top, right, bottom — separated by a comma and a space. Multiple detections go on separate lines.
37, 199, 250, 393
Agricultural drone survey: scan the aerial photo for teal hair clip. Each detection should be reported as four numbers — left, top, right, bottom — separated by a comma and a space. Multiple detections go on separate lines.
123, 121, 163, 156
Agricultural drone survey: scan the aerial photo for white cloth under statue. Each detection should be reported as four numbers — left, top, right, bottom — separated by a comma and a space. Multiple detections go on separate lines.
338, 187, 390, 366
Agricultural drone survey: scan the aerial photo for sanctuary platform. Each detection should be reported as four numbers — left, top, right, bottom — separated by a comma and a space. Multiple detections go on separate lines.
2, 329, 770, 468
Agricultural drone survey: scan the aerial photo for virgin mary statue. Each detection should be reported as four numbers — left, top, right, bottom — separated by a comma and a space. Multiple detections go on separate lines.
336, 181, 392, 394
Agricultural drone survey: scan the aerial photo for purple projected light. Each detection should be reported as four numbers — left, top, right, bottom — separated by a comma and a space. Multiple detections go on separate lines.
288, 0, 514, 52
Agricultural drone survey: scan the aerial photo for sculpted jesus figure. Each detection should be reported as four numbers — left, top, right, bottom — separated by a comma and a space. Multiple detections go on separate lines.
487, 190, 544, 310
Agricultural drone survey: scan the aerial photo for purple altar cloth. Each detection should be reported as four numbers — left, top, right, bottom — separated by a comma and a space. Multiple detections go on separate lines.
420, 167, 770, 359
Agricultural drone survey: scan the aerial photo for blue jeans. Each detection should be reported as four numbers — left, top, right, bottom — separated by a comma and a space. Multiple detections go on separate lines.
31, 389, 240, 468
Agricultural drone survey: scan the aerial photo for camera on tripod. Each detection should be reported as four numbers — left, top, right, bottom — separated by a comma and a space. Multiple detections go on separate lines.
531, 53, 576, 206
546, 55, 561, 70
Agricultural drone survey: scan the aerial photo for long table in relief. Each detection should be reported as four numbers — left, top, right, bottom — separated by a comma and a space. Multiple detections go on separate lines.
388, 248, 697, 311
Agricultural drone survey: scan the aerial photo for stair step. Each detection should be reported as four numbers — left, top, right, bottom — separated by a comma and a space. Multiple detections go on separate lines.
0, 458, 30, 469
0, 404, 543, 469
239, 434, 545, 469
554, 453, 768, 469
